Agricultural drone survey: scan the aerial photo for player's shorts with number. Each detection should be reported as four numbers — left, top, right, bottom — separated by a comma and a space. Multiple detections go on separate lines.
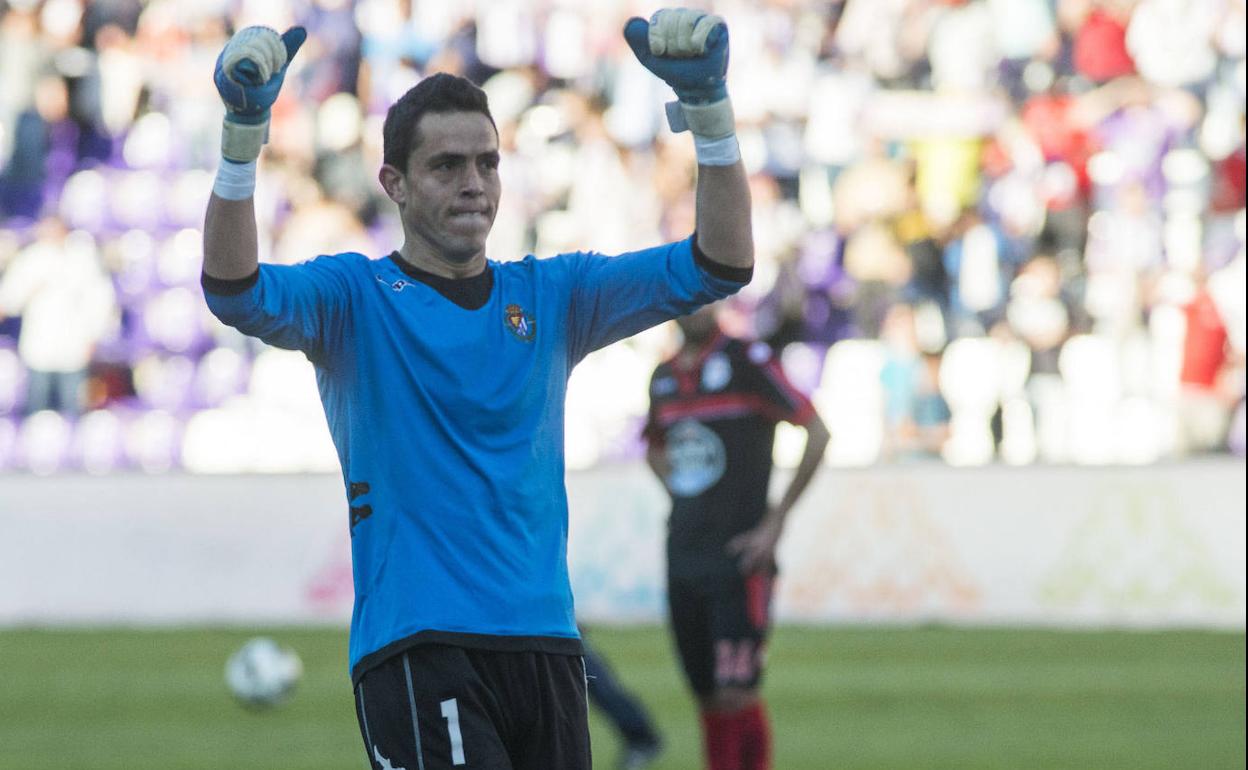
667, 562, 775, 696
354, 646, 590, 770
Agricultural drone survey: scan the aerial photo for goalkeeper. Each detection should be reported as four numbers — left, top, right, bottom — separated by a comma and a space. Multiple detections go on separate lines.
202, 9, 751, 769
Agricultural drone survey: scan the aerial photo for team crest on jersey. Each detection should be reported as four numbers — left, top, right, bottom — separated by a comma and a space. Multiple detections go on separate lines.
651, 376, 678, 396
504, 303, 536, 341
701, 352, 732, 392
665, 419, 727, 497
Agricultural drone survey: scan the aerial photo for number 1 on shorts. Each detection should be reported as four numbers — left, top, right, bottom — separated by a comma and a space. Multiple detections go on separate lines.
440, 698, 466, 765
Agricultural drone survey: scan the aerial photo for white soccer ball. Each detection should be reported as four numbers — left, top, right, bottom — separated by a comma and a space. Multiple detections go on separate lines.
224, 637, 303, 708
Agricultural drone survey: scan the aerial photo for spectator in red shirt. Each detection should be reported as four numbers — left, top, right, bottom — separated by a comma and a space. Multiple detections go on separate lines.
1178, 279, 1236, 454
1070, 1, 1137, 83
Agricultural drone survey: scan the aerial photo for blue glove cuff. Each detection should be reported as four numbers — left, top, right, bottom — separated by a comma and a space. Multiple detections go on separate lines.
674, 82, 728, 106
225, 110, 270, 126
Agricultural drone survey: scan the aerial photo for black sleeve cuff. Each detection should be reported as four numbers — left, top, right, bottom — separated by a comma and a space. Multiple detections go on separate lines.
691, 233, 753, 284
201, 269, 260, 296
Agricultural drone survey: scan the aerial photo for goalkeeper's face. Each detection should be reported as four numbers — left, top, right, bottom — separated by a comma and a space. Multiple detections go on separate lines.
383, 111, 501, 266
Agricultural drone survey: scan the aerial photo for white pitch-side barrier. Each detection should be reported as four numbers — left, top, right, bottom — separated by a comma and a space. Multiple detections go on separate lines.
0, 461, 1243, 629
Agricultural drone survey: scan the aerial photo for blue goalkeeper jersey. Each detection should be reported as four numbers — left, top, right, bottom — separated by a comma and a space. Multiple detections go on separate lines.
203, 236, 746, 680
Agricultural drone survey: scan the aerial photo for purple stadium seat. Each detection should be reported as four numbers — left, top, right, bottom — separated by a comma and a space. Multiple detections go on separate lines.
112, 228, 160, 300
155, 229, 206, 288
71, 408, 128, 474
123, 409, 182, 473
167, 170, 214, 229
142, 287, 210, 355
0, 416, 18, 471
58, 169, 111, 232
0, 346, 26, 415
192, 347, 249, 408
132, 353, 197, 411
17, 410, 73, 475
110, 170, 165, 231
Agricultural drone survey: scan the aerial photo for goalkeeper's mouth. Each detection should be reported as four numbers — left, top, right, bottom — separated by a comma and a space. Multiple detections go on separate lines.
447, 209, 492, 227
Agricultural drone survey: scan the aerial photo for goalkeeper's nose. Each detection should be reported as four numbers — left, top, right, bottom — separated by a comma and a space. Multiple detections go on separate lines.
459, 166, 487, 197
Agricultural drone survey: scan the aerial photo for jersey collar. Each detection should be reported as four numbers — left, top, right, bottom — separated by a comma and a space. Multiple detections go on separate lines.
387, 252, 494, 310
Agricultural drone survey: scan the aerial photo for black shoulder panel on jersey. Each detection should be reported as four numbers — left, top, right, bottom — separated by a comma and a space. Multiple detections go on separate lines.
201, 268, 260, 296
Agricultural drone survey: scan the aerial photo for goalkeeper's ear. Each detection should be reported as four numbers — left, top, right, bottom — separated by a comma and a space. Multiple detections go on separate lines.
378, 164, 406, 207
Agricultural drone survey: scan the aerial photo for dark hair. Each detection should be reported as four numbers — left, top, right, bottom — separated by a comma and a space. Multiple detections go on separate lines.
382, 73, 496, 171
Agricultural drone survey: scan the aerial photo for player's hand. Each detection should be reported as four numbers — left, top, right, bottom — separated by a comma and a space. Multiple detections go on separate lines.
215, 26, 306, 123
726, 517, 782, 575
214, 26, 306, 162
623, 9, 728, 104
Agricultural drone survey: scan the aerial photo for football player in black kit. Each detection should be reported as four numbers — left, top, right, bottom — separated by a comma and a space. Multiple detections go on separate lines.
644, 303, 829, 770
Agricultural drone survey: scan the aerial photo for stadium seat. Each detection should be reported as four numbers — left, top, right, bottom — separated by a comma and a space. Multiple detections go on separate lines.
18, 409, 73, 475
123, 409, 181, 473
133, 353, 196, 411
156, 229, 205, 288
192, 347, 249, 409
142, 287, 209, 355
0, 346, 25, 415
1059, 334, 1121, 464
181, 405, 254, 474
816, 339, 885, 466
0, 415, 18, 471
938, 336, 1018, 466
57, 169, 110, 233
565, 344, 654, 470
111, 170, 165, 231
248, 349, 324, 411
71, 408, 127, 475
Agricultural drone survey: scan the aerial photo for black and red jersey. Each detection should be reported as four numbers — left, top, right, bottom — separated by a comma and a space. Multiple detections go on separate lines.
644, 333, 815, 571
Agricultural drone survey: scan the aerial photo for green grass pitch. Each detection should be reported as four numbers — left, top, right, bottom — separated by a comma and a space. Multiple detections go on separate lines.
0, 625, 1242, 769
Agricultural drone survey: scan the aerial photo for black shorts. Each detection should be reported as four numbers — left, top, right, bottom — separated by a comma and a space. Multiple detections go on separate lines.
354, 645, 591, 770
666, 564, 775, 696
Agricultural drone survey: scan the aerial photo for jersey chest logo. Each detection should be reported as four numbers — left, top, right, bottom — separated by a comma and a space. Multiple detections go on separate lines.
504, 303, 536, 342
665, 418, 727, 497
375, 274, 415, 292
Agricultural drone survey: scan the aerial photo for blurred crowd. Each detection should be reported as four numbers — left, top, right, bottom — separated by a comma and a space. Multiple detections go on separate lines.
0, 0, 1244, 474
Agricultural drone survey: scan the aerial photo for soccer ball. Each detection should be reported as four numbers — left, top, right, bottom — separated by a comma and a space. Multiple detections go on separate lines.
224, 637, 303, 708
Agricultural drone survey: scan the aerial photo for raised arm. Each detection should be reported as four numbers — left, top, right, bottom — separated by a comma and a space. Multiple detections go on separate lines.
625, 9, 753, 271
203, 26, 306, 281
694, 163, 752, 271
204, 197, 260, 280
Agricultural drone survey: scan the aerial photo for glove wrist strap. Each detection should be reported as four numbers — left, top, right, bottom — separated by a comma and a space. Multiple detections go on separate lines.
213, 157, 257, 200
664, 97, 735, 140
221, 117, 269, 163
